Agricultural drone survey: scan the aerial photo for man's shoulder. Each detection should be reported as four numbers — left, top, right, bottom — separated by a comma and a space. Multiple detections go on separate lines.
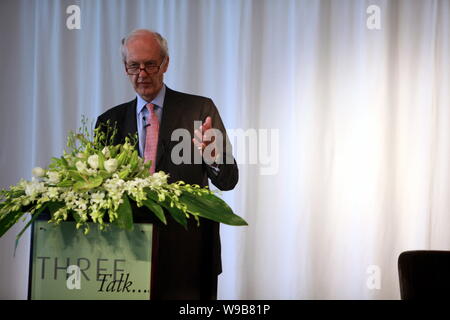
97, 98, 136, 121
166, 87, 213, 105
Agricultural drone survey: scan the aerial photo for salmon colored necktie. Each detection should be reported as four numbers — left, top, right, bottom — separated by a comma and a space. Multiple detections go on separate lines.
143, 103, 159, 174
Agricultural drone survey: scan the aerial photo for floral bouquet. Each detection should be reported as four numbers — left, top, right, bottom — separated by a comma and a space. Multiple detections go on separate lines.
0, 118, 247, 244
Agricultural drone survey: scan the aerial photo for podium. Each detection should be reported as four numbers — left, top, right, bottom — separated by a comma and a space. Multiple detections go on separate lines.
28, 210, 159, 300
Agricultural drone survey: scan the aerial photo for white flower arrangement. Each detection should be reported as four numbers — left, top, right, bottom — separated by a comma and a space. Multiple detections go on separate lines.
0, 118, 246, 242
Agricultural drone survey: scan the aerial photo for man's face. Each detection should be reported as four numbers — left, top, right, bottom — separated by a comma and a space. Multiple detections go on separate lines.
124, 35, 169, 102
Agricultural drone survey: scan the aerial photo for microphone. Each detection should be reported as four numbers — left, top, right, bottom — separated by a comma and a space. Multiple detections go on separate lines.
143, 116, 151, 128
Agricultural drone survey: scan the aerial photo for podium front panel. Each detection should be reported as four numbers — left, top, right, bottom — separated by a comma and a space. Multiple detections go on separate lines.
29, 221, 153, 300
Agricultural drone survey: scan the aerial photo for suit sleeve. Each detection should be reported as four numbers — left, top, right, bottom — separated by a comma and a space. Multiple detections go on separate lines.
202, 99, 239, 191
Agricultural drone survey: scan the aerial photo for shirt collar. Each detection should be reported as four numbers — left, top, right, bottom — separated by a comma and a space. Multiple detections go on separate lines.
136, 84, 166, 114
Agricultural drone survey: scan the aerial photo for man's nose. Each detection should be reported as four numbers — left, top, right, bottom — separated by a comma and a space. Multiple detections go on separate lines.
138, 68, 148, 77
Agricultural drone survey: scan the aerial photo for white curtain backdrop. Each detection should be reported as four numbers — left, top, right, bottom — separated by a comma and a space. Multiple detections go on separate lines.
1, 0, 449, 299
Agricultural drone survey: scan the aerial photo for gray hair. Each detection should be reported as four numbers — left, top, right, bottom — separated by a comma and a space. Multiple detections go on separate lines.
120, 29, 169, 62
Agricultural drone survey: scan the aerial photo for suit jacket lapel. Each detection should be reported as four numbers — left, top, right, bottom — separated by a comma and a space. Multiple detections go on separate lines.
124, 98, 138, 141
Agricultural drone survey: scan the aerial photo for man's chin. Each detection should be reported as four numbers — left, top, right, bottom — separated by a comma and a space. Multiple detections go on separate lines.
136, 84, 153, 91
137, 89, 158, 101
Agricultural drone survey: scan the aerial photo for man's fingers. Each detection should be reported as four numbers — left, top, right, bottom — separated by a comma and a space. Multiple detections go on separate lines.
192, 138, 204, 150
202, 116, 212, 131
195, 128, 213, 143
194, 116, 213, 148
194, 129, 203, 141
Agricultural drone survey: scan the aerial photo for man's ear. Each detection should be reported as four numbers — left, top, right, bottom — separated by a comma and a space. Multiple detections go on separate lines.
162, 56, 170, 73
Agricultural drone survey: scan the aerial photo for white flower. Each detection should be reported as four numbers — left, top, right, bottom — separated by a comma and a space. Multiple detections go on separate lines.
45, 187, 59, 199
102, 147, 110, 158
47, 171, 61, 184
75, 198, 87, 211
32, 167, 46, 178
150, 171, 169, 187
104, 158, 118, 173
76, 161, 88, 173
86, 168, 97, 176
62, 190, 77, 203
91, 191, 105, 203
76, 153, 85, 159
87, 155, 99, 169
24, 179, 46, 197
103, 176, 125, 210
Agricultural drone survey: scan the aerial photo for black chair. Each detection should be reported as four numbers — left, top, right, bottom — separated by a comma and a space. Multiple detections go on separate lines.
398, 250, 450, 299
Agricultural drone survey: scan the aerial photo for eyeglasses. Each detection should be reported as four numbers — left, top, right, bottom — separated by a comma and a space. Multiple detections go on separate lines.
125, 57, 166, 75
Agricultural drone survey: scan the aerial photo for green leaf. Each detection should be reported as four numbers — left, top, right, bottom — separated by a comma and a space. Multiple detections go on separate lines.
0, 209, 27, 238
68, 170, 85, 182
97, 150, 106, 170
129, 150, 139, 172
15, 204, 48, 241
60, 156, 69, 167
109, 145, 119, 158
116, 149, 128, 167
14, 203, 49, 255
165, 205, 187, 229
145, 188, 158, 202
144, 188, 186, 228
71, 209, 81, 224
73, 175, 103, 192
47, 201, 65, 216
181, 192, 247, 226
116, 193, 133, 231
5, 190, 25, 198
144, 188, 187, 229
118, 169, 131, 180
142, 199, 166, 225
50, 157, 63, 166
56, 180, 73, 187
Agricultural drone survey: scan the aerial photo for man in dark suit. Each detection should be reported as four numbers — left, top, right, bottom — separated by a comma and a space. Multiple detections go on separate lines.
96, 29, 238, 299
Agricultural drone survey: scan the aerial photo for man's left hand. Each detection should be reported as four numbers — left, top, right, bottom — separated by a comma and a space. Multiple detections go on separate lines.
192, 116, 218, 164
